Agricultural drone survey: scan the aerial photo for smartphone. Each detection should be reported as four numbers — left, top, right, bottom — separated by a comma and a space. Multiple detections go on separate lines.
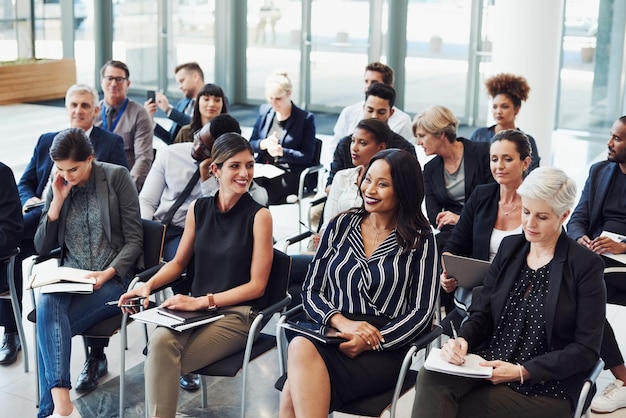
105, 296, 145, 307
146, 90, 156, 103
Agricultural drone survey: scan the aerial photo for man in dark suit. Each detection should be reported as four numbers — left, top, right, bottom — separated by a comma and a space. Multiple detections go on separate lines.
567, 115, 626, 414
0, 84, 127, 372
144, 62, 205, 144
0, 162, 24, 366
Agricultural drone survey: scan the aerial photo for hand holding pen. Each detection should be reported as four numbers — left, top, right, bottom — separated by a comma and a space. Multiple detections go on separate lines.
442, 322, 468, 365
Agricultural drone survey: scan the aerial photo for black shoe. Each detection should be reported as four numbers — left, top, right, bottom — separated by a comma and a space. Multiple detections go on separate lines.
179, 373, 201, 391
75, 355, 108, 392
0, 332, 21, 365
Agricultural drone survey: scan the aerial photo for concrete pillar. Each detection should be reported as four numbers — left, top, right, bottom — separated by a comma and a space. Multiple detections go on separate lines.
491, 0, 565, 165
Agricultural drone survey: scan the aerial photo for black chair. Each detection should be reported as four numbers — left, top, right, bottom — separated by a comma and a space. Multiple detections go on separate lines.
574, 358, 604, 418
276, 303, 443, 418
0, 248, 28, 372
27, 219, 166, 418
188, 248, 292, 418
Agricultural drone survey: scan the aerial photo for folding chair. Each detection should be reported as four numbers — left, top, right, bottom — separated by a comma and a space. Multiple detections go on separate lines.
0, 248, 28, 372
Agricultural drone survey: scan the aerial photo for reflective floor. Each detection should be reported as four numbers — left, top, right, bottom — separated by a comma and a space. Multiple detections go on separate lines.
0, 103, 622, 417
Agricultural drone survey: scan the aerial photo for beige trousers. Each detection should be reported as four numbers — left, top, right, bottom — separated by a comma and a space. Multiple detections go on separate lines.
144, 305, 257, 418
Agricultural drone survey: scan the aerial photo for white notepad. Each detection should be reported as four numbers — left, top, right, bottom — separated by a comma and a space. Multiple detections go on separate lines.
424, 348, 492, 378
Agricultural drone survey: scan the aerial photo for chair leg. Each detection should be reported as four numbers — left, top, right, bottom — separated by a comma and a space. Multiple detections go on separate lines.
119, 313, 128, 418
201, 375, 208, 408
7, 255, 28, 372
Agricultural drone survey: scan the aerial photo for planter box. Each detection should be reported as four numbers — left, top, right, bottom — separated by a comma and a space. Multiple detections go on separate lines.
0, 59, 76, 105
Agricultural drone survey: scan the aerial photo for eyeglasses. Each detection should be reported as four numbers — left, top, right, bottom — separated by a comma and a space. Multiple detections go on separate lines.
103, 76, 127, 84
193, 129, 212, 159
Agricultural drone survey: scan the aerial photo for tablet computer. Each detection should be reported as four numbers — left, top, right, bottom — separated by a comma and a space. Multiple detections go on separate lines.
442, 254, 491, 289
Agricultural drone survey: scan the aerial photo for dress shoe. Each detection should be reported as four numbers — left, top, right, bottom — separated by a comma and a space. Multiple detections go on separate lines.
75, 355, 108, 392
179, 373, 201, 391
45, 405, 82, 418
0, 332, 21, 365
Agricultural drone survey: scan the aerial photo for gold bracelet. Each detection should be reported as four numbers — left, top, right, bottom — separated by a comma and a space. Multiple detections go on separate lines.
517, 363, 524, 385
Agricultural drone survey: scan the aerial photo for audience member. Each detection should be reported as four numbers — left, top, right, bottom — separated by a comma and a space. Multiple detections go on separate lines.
331, 62, 414, 153
0, 84, 127, 368
95, 60, 153, 190
567, 115, 626, 413
0, 162, 23, 365
440, 130, 531, 318
173, 83, 229, 144
470, 73, 540, 171
35, 128, 142, 418
278, 149, 438, 417
412, 167, 605, 418
250, 71, 316, 204
145, 62, 205, 144
287, 118, 392, 309
119, 133, 274, 418
414, 105, 492, 248
326, 83, 416, 190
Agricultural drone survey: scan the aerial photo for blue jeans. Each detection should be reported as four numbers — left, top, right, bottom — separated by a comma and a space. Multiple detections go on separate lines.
36, 276, 130, 418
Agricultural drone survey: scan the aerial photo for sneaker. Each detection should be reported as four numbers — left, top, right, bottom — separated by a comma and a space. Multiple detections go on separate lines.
591, 379, 626, 413
46, 406, 82, 418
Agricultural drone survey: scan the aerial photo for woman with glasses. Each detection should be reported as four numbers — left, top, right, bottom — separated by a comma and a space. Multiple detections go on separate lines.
250, 71, 316, 205
174, 83, 229, 144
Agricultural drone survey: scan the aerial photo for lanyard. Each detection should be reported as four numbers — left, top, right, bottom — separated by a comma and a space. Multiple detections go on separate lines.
101, 98, 129, 132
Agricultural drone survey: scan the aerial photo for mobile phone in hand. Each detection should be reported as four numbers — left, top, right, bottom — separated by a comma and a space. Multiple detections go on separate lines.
146, 90, 156, 103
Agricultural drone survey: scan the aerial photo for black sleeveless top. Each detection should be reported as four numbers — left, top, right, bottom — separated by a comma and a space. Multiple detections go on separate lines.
190, 192, 269, 309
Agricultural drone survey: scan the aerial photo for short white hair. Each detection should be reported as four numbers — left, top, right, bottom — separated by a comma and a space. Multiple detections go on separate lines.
517, 167, 577, 216
65, 84, 99, 108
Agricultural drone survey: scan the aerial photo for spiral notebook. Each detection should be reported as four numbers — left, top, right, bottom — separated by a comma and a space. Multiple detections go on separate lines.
131, 307, 223, 332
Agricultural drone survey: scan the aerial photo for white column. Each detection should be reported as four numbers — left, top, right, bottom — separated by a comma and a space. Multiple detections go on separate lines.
491, 0, 565, 166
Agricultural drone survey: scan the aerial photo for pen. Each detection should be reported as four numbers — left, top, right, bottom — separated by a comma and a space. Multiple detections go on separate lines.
450, 322, 465, 364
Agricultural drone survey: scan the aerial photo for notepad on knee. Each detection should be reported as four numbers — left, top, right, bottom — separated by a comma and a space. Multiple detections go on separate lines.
424, 348, 492, 378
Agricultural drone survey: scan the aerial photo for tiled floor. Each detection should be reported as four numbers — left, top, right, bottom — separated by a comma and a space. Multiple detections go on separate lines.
0, 102, 623, 417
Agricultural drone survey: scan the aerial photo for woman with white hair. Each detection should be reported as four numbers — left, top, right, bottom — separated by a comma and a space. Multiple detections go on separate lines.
412, 167, 606, 418
250, 71, 316, 204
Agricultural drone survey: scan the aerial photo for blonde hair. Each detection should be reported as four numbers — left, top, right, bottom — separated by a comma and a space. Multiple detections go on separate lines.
265, 70, 292, 97
412, 105, 459, 143
517, 167, 577, 217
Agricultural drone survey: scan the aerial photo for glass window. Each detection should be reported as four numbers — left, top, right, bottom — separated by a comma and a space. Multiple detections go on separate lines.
0, 0, 17, 61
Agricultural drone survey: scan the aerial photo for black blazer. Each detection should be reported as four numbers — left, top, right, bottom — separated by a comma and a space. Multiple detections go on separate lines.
443, 182, 500, 260
459, 232, 606, 405
0, 163, 23, 283
423, 138, 493, 231
249, 102, 316, 172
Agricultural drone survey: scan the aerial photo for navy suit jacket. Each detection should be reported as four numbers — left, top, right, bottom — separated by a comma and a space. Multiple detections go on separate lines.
153, 98, 192, 144
249, 102, 316, 171
18, 127, 128, 205
460, 232, 605, 406
423, 138, 493, 230
567, 160, 625, 241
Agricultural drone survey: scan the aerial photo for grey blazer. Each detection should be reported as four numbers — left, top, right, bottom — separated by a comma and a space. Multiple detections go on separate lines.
35, 161, 143, 279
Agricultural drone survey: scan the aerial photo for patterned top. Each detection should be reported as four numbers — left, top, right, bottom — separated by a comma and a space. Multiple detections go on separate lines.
303, 209, 439, 350
477, 261, 569, 401
63, 172, 116, 272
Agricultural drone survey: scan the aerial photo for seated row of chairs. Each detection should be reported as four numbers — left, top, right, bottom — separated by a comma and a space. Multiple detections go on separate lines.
1, 213, 609, 418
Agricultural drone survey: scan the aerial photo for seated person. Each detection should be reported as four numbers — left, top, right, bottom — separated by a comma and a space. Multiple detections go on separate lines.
278, 149, 438, 417
566, 115, 626, 413
250, 71, 316, 204
440, 130, 531, 317
34, 129, 143, 418
119, 133, 273, 418
326, 83, 416, 191
287, 118, 392, 309
412, 167, 606, 418
173, 83, 229, 144
144, 62, 205, 144
0, 162, 23, 365
470, 73, 540, 171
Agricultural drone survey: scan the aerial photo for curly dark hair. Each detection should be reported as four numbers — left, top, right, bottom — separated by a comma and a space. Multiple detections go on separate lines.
484, 73, 530, 108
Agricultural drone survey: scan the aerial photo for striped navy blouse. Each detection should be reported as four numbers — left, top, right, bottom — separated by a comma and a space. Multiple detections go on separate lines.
302, 209, 439, 349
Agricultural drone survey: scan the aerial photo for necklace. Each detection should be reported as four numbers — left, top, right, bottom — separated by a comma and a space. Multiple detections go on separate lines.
499, 202, 519, 216
366, 216, 395, 246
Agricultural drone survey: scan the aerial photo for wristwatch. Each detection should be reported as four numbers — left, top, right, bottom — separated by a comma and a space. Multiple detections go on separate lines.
206, 293, 217, 310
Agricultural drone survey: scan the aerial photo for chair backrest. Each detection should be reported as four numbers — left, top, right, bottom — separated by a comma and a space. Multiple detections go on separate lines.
142, 219, 166, 270
312, 138, 322, 166
259, 249, 291, 310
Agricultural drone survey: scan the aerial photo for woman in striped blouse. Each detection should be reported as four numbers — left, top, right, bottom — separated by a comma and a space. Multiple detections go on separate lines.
279, 149, 439, 417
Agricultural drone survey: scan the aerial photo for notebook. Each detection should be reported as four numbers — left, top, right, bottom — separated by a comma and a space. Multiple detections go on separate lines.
279, 320, 347, 344
442, 254, 491, 289
131, 307, 224, 332
28, 266, 96, 294
424, 347, 492, 378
